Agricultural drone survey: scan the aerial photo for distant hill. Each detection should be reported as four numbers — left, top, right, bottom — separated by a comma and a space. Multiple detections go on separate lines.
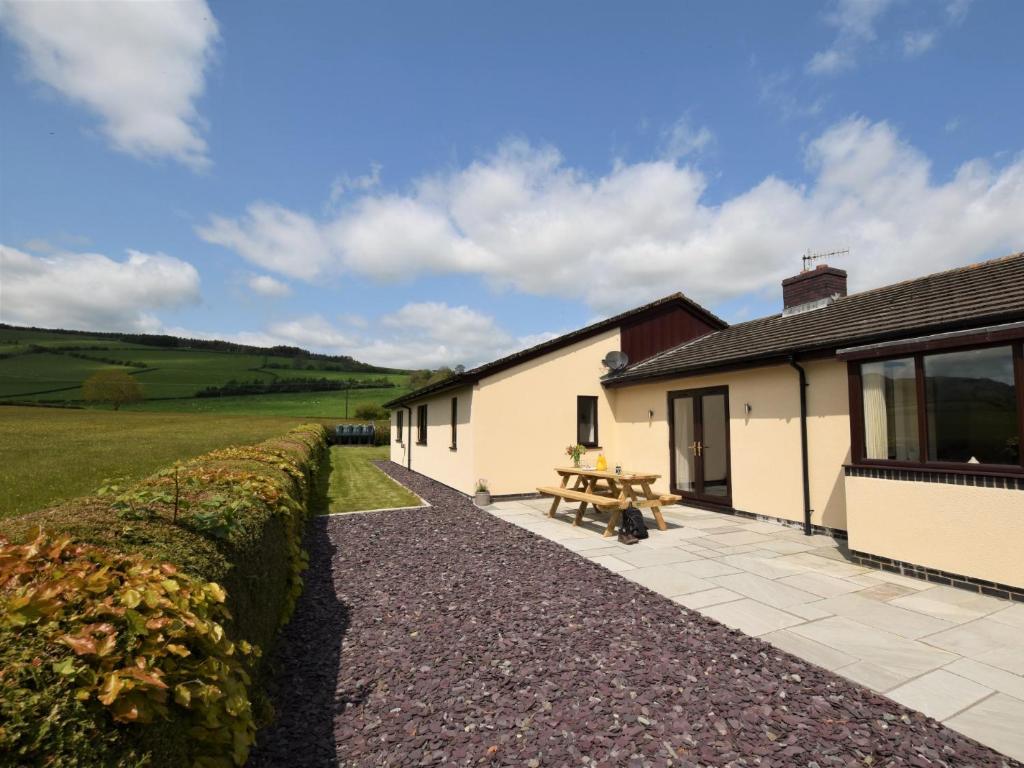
0, 324, 411, 412
0, 323, 404, 373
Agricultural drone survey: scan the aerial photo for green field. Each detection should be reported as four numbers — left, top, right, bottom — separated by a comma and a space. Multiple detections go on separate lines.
324, 446, 421, 514
0, 325, 410, 410
0, 405, 344, 519
0, 352, 128, 398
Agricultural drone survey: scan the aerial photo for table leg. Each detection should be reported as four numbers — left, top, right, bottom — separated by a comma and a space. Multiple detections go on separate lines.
548, 495, 561, 517
640, 480, 668, 531
602, 510, 620, 537
577, 476, 598, 524
602, 480, 625, 537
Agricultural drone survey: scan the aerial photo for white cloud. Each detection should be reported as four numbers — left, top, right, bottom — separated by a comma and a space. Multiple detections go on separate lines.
197, 203, 333, 280
946, 0, 973, 24
0, 244, 200, 331
246, 274, 291, 298
758, 71, 827, 121
174, 303, 559, 370
199, 118, 1024, 315
808, 0, 972, 73
807, 0, 893, 75
328, 163, 382, 209
0, 0, 218, 170
903, 30, 937, 57
661, 117, 714, 161
807, 48, 854, 76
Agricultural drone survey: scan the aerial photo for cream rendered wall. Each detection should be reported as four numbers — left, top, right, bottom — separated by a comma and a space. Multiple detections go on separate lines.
472, 328, 620, 496
611, 359, 851, 529
803, 359, 852, 531
391, 386, 476, 494
846, 477, 1024, 589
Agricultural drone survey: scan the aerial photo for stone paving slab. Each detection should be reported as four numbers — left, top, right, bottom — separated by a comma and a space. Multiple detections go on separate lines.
482, 494, 1024, 763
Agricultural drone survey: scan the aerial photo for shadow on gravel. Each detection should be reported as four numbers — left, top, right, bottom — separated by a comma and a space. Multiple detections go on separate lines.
247, 516, 350, 767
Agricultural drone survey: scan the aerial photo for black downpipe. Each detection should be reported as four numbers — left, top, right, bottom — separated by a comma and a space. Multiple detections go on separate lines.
789, 357, 813, 536
402, 405, 413, 469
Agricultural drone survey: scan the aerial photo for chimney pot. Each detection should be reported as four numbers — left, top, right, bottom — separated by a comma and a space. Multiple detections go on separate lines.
782, 265, 847, 311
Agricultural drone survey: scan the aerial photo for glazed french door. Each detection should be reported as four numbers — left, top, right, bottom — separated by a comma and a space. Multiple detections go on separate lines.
669, 387, 731, 506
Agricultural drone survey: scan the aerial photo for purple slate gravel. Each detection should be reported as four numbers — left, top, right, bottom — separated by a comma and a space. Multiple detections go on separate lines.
248, 462, 1020, 768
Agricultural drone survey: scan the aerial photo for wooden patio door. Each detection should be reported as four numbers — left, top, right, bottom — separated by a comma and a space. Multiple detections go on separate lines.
669, 387, 732, 506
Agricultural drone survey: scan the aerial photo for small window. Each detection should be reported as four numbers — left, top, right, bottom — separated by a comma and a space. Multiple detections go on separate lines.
450, 397, 458, 450
395, 410, 404, 443
416, 404, 428, 445
861, 358, 920, 461
577, 396, 598, 447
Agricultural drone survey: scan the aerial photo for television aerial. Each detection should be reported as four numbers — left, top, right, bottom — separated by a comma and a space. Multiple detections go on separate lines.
602, 350, 630, 371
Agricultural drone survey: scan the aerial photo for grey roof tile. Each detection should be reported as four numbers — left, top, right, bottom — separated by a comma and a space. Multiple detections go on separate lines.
606, 252, 1024, 385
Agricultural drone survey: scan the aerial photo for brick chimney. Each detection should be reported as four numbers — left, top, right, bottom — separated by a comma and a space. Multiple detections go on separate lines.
782, 264, 847, 313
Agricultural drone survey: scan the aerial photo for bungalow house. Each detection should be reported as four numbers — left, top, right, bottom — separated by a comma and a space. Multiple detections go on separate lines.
385, 252, 1024, 598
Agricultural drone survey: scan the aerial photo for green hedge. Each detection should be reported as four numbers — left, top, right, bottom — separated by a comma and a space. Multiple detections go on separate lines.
0, 424, 328, 767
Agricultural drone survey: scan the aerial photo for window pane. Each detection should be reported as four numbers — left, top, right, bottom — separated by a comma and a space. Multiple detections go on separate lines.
672, 397, 696, 493
577, 397, 597, 445
925, 346, 1019, 465
861, 358, 920, 460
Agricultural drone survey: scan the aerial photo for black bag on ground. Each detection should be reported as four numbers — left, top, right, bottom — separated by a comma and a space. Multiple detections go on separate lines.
620, 506, 649, 540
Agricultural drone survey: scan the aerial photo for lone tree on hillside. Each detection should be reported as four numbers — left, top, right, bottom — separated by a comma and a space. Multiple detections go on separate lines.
82, 370, 143, 410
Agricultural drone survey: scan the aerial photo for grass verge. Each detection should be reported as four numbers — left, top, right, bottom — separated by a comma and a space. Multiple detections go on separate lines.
325, 446, 421, 514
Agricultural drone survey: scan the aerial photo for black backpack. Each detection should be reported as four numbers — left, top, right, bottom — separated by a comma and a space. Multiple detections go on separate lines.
620, 506, 649, 539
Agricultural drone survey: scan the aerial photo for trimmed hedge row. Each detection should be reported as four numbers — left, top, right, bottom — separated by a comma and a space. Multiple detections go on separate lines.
0, 424, 329, 767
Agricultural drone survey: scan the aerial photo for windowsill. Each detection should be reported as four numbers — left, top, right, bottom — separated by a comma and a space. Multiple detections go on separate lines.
449, 445, 457, 452
579, 445, 601, 450
846, 461, 1023, 479
416, 441, 427, 446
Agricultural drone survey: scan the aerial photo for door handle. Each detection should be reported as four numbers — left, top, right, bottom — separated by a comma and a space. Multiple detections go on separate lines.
689, 441, 703, 456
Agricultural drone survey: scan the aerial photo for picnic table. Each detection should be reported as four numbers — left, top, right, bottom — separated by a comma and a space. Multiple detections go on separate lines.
537, 467, 681, 537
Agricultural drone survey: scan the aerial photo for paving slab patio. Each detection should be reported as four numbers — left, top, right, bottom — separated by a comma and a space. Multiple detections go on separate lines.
484, 497, 1024, 763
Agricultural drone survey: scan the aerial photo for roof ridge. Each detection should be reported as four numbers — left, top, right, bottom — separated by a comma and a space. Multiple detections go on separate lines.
386, 289, 726, 406
606, 250, 1024, 386
835, 250, 1024, 304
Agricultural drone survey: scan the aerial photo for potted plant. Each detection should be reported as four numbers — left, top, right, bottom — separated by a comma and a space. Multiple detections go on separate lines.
565, 443, 586, 468
474, 479, 491, 507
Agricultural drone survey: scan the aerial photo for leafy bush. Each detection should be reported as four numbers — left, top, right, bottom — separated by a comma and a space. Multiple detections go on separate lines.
0, 424, 329, 767
373, 419, 390, 446
353, 403, 388, 420
82, 370, 144, 410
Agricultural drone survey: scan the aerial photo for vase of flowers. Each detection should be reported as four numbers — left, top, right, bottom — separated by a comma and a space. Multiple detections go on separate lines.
474, 479, 491, 506
566, 443, 586, 468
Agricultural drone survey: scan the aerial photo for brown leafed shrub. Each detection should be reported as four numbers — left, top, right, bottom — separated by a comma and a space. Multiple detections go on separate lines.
0, 424, 329, 767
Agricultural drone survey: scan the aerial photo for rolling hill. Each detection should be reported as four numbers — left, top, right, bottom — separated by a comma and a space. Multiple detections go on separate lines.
0, 324, 411, 416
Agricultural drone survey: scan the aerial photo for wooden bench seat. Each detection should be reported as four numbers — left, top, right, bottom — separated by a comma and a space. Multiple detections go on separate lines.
536, 486, 626, 508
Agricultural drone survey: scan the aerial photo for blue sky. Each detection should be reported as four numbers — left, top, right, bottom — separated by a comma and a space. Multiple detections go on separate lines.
1, 0, 1022, 368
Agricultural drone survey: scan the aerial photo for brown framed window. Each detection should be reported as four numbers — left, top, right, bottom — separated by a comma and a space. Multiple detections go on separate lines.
416, 404, 428, 445
850, 340, 1023, 473
577, 396, 599, 447
395, 410, 404, 443
450, 397, 458, 450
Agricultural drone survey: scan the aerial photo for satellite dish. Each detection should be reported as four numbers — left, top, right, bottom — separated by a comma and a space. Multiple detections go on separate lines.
602, 350, 629, 371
